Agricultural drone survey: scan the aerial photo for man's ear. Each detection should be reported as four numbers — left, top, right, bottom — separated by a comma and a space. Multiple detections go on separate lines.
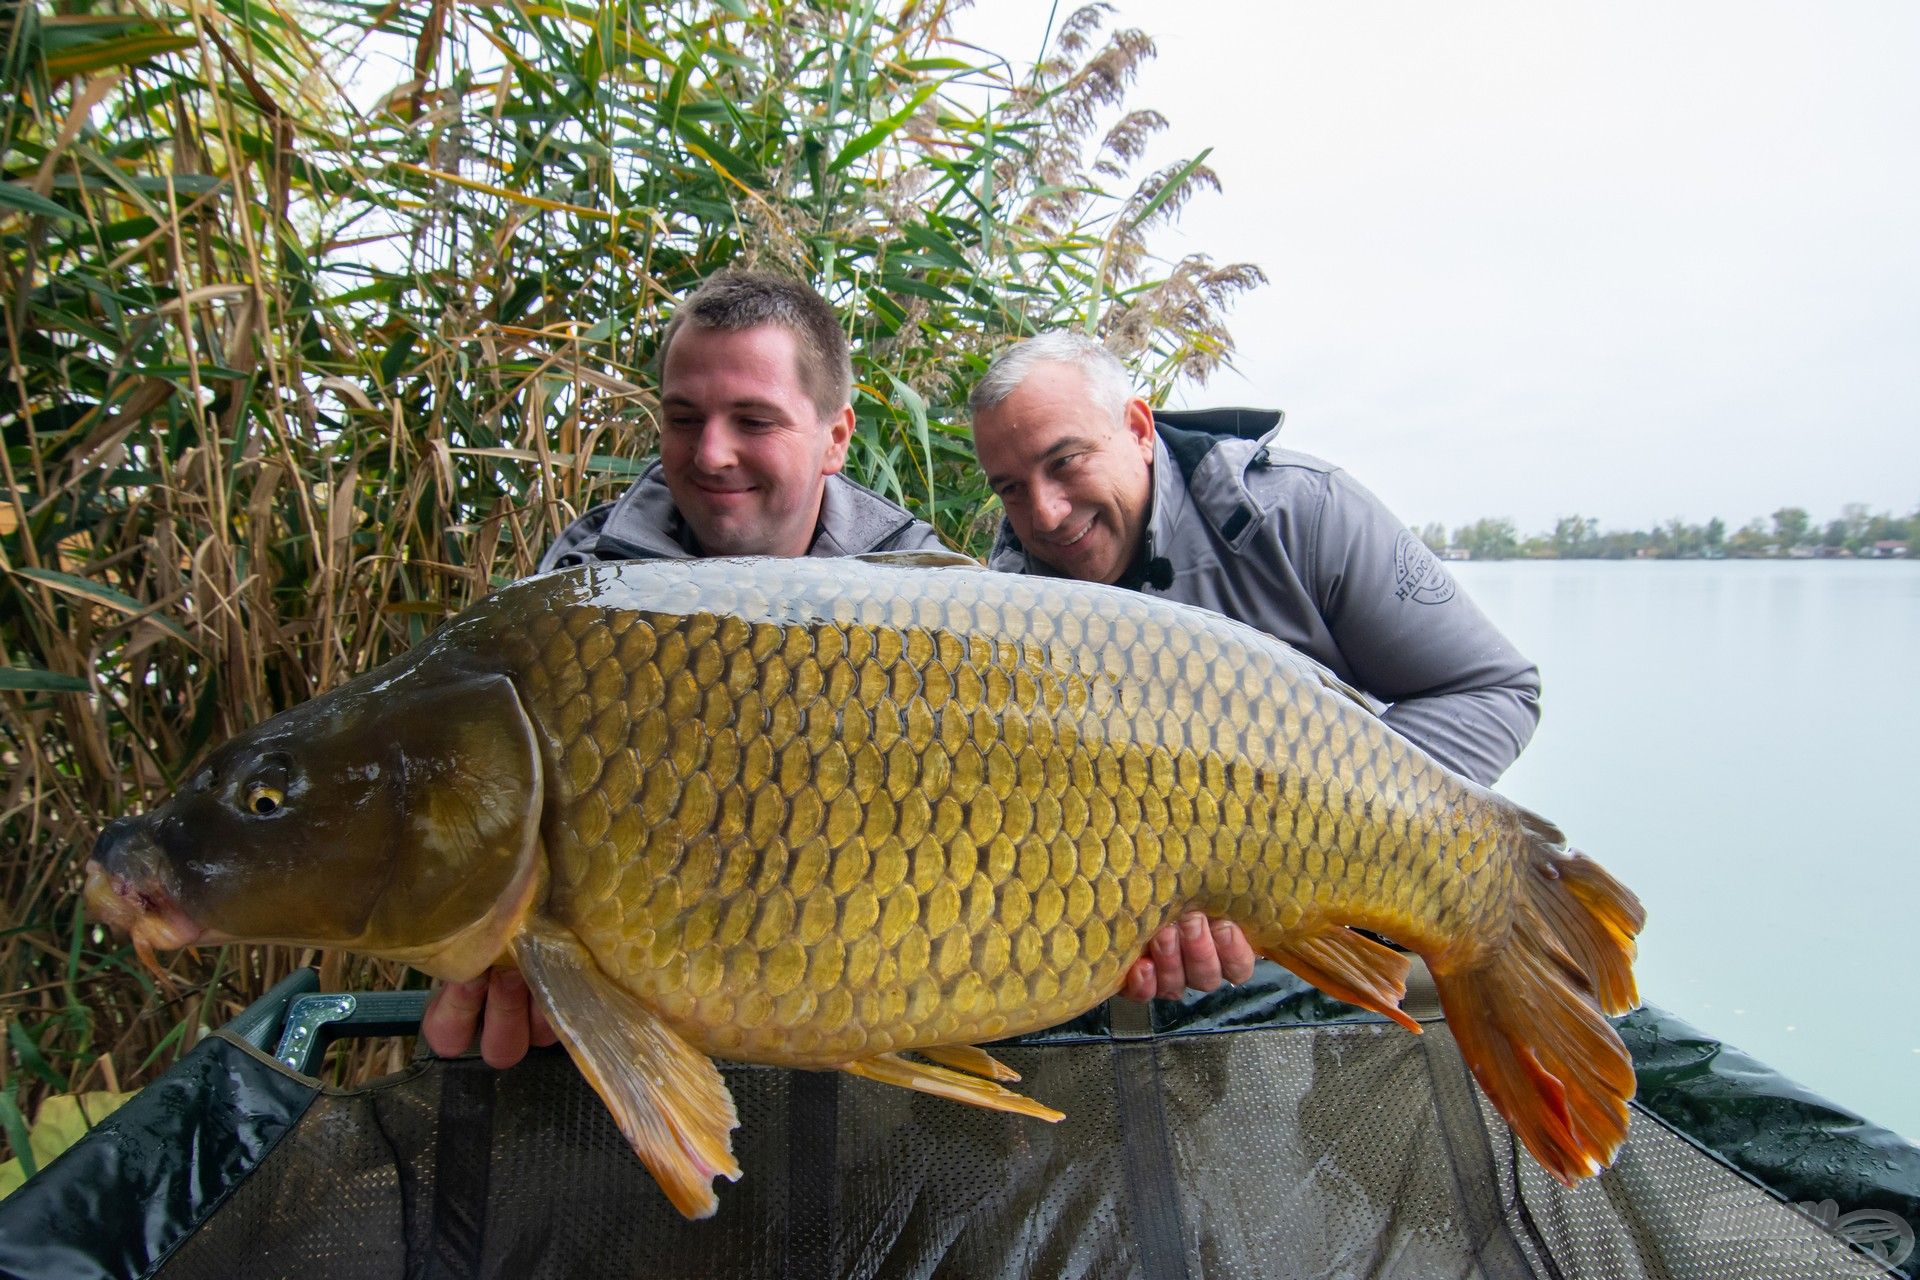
821, 403, 855, 475
1123, 396, 1156, 461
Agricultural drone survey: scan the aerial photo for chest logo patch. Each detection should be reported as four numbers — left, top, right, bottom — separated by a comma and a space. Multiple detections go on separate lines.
1394, 529, 1457, 605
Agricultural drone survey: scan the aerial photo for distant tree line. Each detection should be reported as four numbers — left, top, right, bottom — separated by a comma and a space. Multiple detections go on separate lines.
1419, 503, 1920, 560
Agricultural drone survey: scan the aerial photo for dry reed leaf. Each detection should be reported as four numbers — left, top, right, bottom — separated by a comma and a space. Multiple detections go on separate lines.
32, 74, 124, 191
153, 284, 253, 317
327, 462, 360, 564
247, 461, 285, 536
563, 364, 642, 398
317, 377, 376, 410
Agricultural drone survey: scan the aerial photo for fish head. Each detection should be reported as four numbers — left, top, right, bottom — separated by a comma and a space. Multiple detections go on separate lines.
86, 660, 546, 980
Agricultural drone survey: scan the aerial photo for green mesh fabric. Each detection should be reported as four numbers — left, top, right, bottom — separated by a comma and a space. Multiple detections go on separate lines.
7, 974, 1910, 1280
144, 1022, 1904, 1279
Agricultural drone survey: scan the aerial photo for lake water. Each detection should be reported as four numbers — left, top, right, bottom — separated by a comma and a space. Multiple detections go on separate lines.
1450, 559, 1920, 1142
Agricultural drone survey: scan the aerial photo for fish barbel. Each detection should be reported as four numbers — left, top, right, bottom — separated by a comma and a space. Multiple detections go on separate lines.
87, 552, 1644, 1217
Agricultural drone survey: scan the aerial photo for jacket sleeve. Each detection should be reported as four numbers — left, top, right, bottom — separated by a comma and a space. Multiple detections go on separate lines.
1305, 471, 1541, 785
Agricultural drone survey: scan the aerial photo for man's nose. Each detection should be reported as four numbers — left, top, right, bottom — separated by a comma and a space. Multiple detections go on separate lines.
691, 421, 737, 471
1032, 482, 1072, 531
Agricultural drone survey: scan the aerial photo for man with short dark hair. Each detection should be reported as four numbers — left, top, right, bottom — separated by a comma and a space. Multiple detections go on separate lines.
969, 331, 1543, 997
541, 269, 943, 568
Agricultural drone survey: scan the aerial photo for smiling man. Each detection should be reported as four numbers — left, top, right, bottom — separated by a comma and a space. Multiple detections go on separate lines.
539, 270, 943, 569
970, 332, 1543, 994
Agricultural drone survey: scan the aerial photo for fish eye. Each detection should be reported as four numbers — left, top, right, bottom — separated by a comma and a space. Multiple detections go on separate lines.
246, 784, 285, 816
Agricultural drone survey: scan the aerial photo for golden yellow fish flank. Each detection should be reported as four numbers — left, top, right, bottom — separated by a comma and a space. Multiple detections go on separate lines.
86, 552, 1645, 1217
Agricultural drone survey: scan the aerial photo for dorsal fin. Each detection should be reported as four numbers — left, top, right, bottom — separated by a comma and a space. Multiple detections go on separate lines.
1311, 663, 1383, 714
852, 549, 982, 570
1265, 644, 1383, 716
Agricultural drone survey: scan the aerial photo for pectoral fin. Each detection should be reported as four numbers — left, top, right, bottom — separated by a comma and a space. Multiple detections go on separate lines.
839, 1052, 1063, 1121
513, 923, 741, 1218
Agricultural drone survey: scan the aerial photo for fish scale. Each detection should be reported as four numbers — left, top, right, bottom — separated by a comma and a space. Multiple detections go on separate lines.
490, 558, 1496, 1064
86, 553, 1643, 1217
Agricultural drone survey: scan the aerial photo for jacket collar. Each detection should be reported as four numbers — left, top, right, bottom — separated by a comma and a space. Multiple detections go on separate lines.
1137, 433, 1192, 579
591, 463, 698, 559
811, 475, 864, 558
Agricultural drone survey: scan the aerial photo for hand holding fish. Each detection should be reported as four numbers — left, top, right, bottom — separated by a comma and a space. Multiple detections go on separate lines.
421, 969, 560, 1067
1124, 913, 1256, 1001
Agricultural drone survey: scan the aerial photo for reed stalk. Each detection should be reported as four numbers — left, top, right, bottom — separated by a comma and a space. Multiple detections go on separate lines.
0, 0, 1260, 1146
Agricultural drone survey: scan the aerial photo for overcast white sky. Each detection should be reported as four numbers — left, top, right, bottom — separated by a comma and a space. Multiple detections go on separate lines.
951, 1, 1920, 535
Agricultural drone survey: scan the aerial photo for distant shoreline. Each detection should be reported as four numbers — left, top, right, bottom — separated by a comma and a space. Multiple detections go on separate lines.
1422, 510, 1915, 563
1444, 554, 1916, 564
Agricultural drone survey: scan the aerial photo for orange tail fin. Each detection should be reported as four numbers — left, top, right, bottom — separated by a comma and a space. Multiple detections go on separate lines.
1429, 811, 1646, 1186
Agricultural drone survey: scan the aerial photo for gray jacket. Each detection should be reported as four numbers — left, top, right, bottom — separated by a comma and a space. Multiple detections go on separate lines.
986, 414, 1541, 785
539, 462, 945, 572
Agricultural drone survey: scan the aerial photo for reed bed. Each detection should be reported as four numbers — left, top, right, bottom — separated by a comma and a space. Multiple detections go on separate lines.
0, 0, 1260, 1169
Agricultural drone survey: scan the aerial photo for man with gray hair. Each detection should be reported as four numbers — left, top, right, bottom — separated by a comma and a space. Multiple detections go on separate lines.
969, 331, 1542, 997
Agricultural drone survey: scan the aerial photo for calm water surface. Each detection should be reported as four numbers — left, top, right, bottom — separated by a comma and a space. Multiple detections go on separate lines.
1451, 559, 1920, 1141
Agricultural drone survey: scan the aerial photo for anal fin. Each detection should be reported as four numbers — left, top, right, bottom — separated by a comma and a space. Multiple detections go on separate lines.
840, 1052, 1064, 1121
916, 1044, 1022, 1082
513, 923, 741, 1218
1261, 925, 1421, 1033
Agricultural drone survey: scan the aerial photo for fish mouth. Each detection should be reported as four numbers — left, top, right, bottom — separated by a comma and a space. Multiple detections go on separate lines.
83, 860, 206, 975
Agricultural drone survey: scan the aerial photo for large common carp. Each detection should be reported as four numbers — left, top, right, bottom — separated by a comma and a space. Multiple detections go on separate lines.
88, 553, 1644, 1217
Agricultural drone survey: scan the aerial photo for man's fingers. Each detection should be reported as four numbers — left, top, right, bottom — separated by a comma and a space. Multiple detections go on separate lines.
529, 998, 559, 1048
1176, 912, 1223, 992
1125, 917, 1253, 1002
478, 970, 534, 1070
1213, 920, 1256, 984
420, 978, 487, 1058
1149, 922, 1186, 1000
